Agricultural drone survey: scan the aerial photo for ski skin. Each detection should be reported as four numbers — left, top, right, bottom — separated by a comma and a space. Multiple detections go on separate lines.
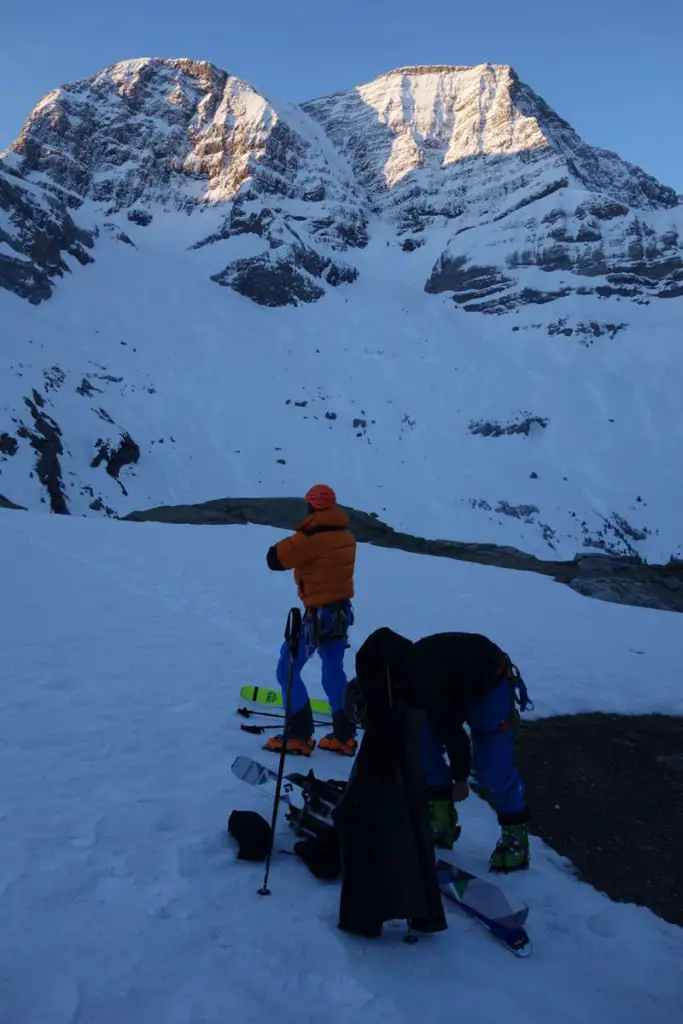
230, 756, 533, 957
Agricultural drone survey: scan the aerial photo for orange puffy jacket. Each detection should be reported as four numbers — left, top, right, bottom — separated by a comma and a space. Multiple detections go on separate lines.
267, 506, 356, 609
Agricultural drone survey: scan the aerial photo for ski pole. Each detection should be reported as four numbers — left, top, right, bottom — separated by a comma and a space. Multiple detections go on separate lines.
237, 706, 286, 720
241, 723, 283, 734
258, 606, 302, 896
240, 722, 326, 735
237, 706, 328, 726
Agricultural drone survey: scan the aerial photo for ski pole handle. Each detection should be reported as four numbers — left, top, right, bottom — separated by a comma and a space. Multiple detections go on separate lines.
285, 607, 302, 658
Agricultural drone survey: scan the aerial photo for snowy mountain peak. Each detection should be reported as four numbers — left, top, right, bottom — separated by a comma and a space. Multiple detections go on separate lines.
5, 57, 284, 211
3, 56, 369, 304
304, 63, 678, 217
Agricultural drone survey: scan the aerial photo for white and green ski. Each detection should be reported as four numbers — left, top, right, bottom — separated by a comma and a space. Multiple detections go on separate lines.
239, 686, 332, 718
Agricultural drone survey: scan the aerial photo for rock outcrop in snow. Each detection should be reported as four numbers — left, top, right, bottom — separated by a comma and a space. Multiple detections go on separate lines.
0, 160, 93, 303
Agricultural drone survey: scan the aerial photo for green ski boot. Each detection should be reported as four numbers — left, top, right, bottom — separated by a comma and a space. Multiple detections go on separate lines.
427, 788, 461, 850
489, 822, 530, 873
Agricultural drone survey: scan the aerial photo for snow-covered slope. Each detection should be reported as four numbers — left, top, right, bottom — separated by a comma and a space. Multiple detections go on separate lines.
1, 58, 681, 562
1, 510, 682, 1023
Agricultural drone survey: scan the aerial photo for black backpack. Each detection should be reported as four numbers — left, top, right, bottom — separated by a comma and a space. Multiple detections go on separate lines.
285, 772, 346, 881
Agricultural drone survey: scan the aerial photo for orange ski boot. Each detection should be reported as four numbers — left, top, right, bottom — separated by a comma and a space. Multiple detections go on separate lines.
263, 703, 315, 757
318, 710, 357, 757
318, 734, 357, 756
264, 734, 315, 757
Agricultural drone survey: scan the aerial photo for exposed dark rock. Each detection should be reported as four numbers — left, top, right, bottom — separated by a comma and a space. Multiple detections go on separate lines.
324, 261, 358, 286
43, 366, 66, 392
0, 254, 53, 304
511, 713, 683, 927
575, 200, 629, 221
89, 497, 117, 516
510, 71, 679, 210
213, 253, 325, 306
402, 237, 425, 252
303, 184, 325, 202
537, 245, 574, 272
0, 493, 26, 510
122, 496, 683, 613
595, 284, 639, 299
464, 286, 573, 314
94, 408, 115, 424
491, 178, 569, 221
503, 227, 683, 304
76, 377, 102, 396
127, 209, 153, 226
91, 432, 140, 493
576, 224, 602, 243
425, 254, 513, 301
0, 433, 19, 457
582, 513, 651, 559
195, 198, 369, 258
469, 415, 548, 437
229, 204, 276, 239
334, 221, 369, 249
548, 319, 628, 344
495, 501, 540, 522
212, 243, 357, 307
16, 395, 68, 513
0, 164, 94, 304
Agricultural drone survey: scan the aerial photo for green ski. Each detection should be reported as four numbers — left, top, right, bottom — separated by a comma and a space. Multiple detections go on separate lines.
239, 686, 332, 717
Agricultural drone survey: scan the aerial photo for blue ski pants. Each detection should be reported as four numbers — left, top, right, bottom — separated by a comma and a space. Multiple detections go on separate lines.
276, 607, 350, 716
420, 677, 527, 816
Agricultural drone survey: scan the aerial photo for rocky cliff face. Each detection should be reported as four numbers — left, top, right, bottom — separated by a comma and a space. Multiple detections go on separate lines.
3, 57, 368, 307
303, 65, 677, 223
0, 160, 94, 303
303, 64, 682, 310
3, 59, 680, 310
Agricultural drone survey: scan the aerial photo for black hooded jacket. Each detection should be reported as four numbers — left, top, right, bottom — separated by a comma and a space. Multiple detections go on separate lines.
334, 627, 447, 938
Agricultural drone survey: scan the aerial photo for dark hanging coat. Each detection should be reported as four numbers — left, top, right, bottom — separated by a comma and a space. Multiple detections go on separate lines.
334, 628, 447, 938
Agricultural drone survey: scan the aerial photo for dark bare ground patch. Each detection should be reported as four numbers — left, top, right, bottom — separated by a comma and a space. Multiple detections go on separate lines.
513, 713, 683, 927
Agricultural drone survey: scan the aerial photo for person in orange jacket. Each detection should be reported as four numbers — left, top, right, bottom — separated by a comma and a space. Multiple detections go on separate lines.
265, 484, 357, 757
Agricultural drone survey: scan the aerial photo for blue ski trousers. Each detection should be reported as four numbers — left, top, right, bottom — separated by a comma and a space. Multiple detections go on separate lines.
420, 676, 527, 816
276, 604, 351, 716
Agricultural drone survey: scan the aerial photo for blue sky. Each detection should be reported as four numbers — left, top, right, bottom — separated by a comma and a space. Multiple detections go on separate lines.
1, 0, 681, 191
